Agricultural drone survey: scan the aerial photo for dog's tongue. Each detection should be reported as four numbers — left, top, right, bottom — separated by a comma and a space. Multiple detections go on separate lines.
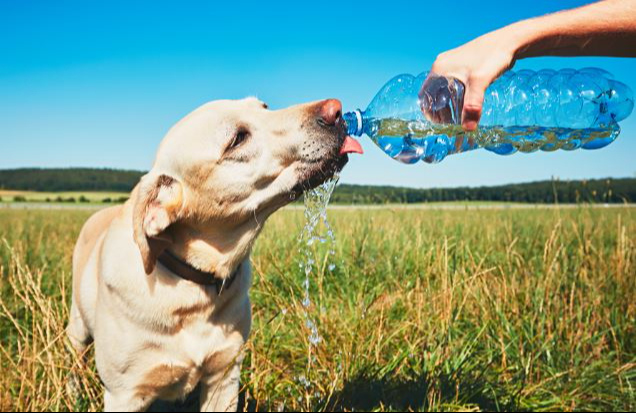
339, 136, 364, 156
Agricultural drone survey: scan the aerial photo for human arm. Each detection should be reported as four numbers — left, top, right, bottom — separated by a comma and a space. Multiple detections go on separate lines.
427, 0, 636, 130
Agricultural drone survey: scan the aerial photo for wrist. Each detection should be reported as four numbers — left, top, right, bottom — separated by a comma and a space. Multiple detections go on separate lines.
502, 18, 545, 61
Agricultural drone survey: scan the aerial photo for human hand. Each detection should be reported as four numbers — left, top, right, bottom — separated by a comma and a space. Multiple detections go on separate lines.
422, 0, 636, 131
424, 29, 519, 131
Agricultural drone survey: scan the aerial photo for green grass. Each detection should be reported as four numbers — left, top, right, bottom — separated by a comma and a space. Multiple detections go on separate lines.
0, 207, 635, 411
0, 190, 129, 203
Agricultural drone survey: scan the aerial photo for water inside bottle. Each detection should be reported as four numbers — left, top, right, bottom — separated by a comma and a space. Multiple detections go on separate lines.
371, 117, 620, 164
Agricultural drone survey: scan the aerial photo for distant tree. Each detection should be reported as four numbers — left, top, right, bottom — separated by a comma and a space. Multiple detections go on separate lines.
331, 178, 636, 205
13, 196, 27, 202
45, 198, 52, 203
65, 197, 76, 203
0, 168, 144, 192
0, 168, 634, 205
115, 197, 129, 203
102, 198, 112, 203
79, 195, 90, 203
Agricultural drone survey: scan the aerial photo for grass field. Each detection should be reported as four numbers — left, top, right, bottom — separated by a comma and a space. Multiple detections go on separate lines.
0, 190, 129, 203
0, 190, 519, 208
0, 206, 635, 411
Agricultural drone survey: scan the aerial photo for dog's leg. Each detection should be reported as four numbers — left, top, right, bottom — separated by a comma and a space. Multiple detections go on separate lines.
199, 362, 241, 412
66, 300, 92, 400
67, 300, 92, 354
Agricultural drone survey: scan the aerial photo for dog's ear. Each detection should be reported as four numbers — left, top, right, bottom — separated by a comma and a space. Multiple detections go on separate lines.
133, 173, 184, 275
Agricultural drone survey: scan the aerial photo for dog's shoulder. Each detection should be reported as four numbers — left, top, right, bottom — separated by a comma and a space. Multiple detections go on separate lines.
73, 205, 124, 276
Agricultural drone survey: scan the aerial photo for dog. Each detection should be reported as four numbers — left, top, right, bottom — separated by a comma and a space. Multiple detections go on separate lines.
66, 97, 363, 412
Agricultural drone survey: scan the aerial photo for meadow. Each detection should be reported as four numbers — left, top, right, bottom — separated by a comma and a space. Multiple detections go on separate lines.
0, 205, 634, 411
0, 190, 129, 204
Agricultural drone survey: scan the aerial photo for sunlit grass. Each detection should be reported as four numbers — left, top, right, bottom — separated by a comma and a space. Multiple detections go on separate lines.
0, 190, 129, 203
0, 207, 635, 411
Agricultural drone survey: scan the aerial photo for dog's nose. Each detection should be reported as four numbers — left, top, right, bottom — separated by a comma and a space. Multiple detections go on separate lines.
317, 99, 342, 126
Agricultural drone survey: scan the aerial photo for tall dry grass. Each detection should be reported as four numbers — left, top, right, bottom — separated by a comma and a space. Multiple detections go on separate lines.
0, 211, 100, 411
1, 206, 635, 411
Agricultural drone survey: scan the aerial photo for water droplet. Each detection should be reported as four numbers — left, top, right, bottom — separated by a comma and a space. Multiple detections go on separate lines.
297, 174, 340, 392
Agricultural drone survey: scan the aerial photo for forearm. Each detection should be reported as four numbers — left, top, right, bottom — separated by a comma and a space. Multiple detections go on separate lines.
428, 0, 636, 130
508, 0, 636, 59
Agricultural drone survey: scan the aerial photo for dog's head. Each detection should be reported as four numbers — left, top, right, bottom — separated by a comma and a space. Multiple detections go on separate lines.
132, 98, 362, 276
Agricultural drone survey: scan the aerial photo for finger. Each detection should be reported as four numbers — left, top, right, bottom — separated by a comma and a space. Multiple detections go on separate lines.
461, 79, 488, 131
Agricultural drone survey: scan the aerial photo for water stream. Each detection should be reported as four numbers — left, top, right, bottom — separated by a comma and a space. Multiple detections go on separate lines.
295, 173, 340, 407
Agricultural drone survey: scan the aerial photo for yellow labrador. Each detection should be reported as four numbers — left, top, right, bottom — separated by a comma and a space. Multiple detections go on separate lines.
67, 98, 363, 412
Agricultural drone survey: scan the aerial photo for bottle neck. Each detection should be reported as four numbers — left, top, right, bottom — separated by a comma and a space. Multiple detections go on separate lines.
343, 110, 364, 136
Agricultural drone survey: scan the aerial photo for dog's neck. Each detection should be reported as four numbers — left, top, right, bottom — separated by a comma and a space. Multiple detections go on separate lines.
167, 220, 261, 279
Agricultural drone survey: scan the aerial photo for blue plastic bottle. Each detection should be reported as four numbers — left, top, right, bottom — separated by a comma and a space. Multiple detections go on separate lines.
343, 68, 634, 164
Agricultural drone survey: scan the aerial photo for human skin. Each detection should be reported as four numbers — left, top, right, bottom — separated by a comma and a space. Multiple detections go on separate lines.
428, 0, 636, 131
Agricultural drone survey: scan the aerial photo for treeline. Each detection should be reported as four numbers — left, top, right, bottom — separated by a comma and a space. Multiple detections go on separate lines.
0, 168, 634, 204
332, 178, 636, 204
8, 195, 130, 204
0, 168, 144, 192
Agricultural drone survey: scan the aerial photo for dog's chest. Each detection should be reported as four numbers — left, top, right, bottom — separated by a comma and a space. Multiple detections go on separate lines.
164, 298, 231, 366
134, 296, 248, 403
176, 317, 223, 364
138, 317, 242, 403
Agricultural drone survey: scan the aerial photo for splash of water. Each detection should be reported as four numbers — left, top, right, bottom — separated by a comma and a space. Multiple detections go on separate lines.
299, 173, 339, 348
294, 174, 339, 409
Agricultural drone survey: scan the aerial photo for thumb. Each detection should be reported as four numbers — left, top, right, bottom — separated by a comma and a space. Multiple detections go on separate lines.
461, 79, 489, 131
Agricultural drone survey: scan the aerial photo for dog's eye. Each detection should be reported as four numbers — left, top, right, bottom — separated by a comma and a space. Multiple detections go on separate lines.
228, 127, 251, 151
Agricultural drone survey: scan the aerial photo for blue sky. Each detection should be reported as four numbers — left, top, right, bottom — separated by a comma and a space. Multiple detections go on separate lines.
1, 0, 635, 188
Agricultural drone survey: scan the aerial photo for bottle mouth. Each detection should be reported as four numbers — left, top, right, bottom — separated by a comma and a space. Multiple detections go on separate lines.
343, 110, 364, 136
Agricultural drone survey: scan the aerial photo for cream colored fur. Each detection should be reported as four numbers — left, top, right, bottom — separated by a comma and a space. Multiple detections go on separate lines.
67, 97, 347, 412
